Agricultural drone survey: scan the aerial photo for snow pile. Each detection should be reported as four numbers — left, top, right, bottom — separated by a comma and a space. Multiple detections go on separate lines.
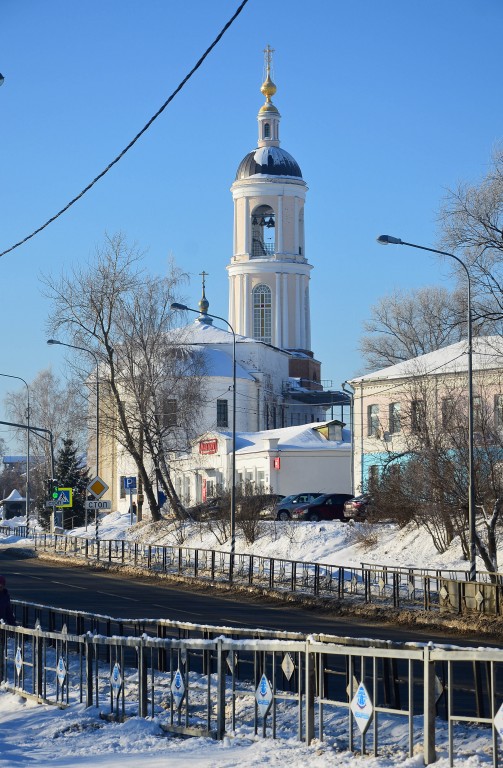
71, 510, 481, 574
0, 675, 494, 767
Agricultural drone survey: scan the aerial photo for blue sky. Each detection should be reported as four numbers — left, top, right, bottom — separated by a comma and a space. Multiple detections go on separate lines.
1, 0, 502, 447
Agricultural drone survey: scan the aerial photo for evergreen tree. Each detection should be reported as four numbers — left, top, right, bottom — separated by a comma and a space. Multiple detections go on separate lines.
38, 438, 90, 530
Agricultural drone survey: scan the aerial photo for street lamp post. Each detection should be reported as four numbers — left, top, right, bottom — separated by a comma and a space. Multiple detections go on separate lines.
0, 374, 30, 534
170, 302, 237, 576
377, 234, 476, 581
47, 339, 100, 538
341, 381, 355, 497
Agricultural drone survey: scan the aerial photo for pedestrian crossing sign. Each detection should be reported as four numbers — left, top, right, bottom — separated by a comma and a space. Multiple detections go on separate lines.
55, 488, 73, 508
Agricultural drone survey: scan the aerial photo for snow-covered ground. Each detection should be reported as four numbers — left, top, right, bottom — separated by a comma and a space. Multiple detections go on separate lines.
77, 508, 488, 575
0, 512, 500, 766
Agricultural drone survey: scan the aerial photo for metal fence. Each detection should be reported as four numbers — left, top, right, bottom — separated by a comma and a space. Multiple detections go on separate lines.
32, 533, 503, 616
3, 604, 503, 766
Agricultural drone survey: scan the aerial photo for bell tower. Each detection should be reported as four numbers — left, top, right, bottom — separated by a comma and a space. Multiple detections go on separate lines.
228, 46, 316, 367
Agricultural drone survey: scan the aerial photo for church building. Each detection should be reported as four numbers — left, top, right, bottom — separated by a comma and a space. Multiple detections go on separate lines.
105, 48, 351, 513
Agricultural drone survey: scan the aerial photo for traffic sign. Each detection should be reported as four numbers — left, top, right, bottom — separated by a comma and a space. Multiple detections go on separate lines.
495, 703, 503, 742
87, 476, 109, 500
351, 682, 373, 735
124, 476, 137, 490
55, 488, 73, 508
171, 669, 185, 709
57, 657, 67, 685
255, 674, 273, 718
111, 663, 122, 693
85, 500, 112, 510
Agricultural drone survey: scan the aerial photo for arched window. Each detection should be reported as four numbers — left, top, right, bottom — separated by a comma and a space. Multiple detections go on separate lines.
264, 122, 270, 138
253, 284, 272, 344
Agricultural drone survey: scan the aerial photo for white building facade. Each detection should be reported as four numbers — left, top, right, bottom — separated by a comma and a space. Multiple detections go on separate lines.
172, 421, 351, 506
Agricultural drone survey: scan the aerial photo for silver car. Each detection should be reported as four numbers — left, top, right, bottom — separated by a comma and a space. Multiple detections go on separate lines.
275, 492, 323, 520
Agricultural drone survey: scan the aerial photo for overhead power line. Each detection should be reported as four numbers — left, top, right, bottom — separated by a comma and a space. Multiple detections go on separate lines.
0, 0, 250, 259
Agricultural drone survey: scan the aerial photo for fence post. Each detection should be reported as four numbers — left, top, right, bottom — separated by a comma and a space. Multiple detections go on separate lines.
85, 634, 93, 708
216, 638, 226, 740
0, 631, 4, 684
35, 622, 43, 699
305, 638, 315, 744
423, 643, 436, 765
138, 639, 148, 718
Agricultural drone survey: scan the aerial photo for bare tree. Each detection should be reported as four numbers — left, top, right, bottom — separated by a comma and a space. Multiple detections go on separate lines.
360, 285, 467, 371
439, 146, 503, 329
43, 233, 206, 522
4, 369, 85, 477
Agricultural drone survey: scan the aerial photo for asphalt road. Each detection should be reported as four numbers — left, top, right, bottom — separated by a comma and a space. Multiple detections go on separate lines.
1, 547, 501, 648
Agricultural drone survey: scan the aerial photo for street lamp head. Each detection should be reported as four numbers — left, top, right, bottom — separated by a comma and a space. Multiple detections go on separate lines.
377, 235, 403, 245
46, 339, 62, 345
170, 302, 189, 311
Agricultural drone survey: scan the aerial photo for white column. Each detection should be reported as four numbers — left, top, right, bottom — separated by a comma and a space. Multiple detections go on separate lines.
239, 274, 245, 335
277, 195, 283, 254
300, 274, 306, 349
229, 274, 235, 331
233, 199, 238, 255
244, 273, 251, 337
243, 197, 249, 256
305, 275, 311, 350
275, 272, 281, 347
295, 274, 301, 348
293, 197, 299, 256
282, 273, 289, 348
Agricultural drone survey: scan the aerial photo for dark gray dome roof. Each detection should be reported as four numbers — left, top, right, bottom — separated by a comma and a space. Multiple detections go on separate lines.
235, 146, 302, 180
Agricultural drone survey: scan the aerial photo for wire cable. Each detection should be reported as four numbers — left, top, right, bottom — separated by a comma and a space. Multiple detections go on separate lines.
0, 0, 250, 259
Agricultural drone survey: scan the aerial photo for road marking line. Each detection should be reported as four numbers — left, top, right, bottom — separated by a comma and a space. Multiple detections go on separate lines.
96, 591, 138, 601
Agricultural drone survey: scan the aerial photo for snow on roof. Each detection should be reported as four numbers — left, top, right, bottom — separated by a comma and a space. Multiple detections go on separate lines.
171, 318, 290, 356
216, 421, 351, 454
174, 319, 255, 346
202, 348, 255, 381
1, 489, 24, 503
352, 336, 503, 383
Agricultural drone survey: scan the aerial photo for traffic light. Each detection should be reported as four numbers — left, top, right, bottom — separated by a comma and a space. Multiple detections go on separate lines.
51, 480, 59, 500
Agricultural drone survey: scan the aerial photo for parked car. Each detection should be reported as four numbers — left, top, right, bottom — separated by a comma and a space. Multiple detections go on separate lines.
343, 494, 372, 521
291, 493, 354, 522
275, 492, 323, 520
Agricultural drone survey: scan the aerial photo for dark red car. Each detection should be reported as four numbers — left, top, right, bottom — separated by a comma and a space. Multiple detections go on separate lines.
291, 493, 354, 522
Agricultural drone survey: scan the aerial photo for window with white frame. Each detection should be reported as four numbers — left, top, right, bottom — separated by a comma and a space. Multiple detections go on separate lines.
495, 395, 503, 430
441, 397, 454, 430
367, 404, 380, 437
217, 399, 228, 428
389, 402, 401, 434
162, 398, 177, 428
253, 284, 272, 343
368, 464, 379, 490
411, 399, 426, 434
473, 395, 483, 432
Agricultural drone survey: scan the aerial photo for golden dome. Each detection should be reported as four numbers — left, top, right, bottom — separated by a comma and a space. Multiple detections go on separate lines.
259, 101, 279, 115
260, 74, 277, 101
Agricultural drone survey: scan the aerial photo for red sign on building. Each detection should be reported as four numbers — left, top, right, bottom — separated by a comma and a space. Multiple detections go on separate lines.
199, 439, 218, 455
273, 457, 281, 470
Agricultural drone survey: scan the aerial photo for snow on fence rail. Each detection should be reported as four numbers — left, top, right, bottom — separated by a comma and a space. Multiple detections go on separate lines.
32, 533, 503, 616
2, 610, 503, 766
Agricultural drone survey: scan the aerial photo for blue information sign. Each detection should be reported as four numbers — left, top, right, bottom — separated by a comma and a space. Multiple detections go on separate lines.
124, 477, 137, 490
